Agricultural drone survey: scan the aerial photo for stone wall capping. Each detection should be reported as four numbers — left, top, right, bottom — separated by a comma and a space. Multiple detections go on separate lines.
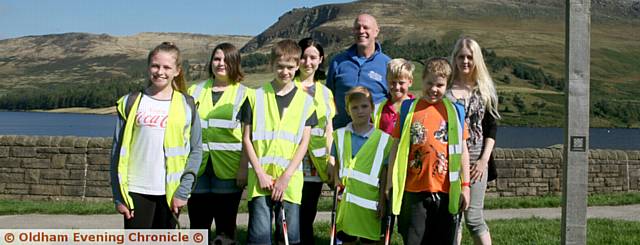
59, 136, 77, 147
35, 136, 53, 146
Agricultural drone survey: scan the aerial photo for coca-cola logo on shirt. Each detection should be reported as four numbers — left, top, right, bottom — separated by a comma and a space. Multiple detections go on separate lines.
135, 109, 169, 128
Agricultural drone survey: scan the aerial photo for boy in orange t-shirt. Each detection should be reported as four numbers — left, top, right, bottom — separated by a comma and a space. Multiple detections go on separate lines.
386, 57, 471, 244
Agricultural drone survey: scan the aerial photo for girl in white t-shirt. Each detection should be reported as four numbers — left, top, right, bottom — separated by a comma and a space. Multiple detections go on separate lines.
110, 42, 202, 229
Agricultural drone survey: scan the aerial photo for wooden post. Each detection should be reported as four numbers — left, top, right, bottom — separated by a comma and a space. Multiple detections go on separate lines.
562, 0, 590, 244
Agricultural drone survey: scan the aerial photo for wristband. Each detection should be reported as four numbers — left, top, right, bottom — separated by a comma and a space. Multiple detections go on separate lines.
461, 182, 471, 187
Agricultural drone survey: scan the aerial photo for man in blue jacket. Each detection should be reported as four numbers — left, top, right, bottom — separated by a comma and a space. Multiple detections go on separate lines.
327, 13, 391, 128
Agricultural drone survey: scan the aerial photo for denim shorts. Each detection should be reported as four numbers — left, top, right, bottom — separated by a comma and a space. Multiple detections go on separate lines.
192, 161, 242, 194
247, 196, 300, 245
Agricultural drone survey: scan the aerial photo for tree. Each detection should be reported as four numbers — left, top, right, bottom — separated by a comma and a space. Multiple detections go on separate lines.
532, 100, 547, 116
513, 94, 527, 114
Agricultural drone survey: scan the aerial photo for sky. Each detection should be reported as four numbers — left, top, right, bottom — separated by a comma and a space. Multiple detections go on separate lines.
0, 0, 354, 40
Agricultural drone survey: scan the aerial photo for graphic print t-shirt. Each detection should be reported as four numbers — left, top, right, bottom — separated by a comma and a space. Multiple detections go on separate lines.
392, 99, 469, 193
128, 94, 170, 195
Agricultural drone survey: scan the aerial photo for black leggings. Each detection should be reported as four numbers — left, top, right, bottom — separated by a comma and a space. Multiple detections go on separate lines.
187, 192, 243, 238
300, 181, 324, 245
124, 192, 177, 229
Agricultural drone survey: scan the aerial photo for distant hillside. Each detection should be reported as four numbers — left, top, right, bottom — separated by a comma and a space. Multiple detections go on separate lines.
239, 0, 640, 127
0, 32, 251, 92
241, 0, 640, 53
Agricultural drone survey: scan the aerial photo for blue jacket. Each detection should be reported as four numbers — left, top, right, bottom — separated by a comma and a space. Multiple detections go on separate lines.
327, 43, 391, 128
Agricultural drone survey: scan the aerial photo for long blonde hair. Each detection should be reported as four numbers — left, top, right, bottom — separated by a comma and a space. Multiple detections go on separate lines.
451, 37, 500, 119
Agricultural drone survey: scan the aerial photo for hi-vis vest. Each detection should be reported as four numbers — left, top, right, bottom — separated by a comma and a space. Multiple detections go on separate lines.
391, 98, 465, 215
372, 98, 388, 129
247, 83, 315, 204
294, 78, 336, 182
116, 91, 193, 209
335, 127, 392, 241
188, 79, 252, 179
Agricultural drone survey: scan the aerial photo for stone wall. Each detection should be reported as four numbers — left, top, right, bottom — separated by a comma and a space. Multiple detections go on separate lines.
0, 135, 112, 201
0, 135, 638, 201
487, 148, 640, 197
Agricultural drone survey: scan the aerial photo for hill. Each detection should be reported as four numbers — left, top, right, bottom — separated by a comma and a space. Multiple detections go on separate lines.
240, 0, 640, 127
0, 32, 251, 93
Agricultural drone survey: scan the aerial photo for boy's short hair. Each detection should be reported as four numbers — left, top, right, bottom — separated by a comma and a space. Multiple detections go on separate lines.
422, 57, 452, 80
270, 39, 301, 65
386, 58, 415, 81
345, 86, 374, 110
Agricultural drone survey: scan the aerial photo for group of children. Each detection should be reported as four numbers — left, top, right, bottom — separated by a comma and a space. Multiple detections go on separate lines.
111, 35, 498, 245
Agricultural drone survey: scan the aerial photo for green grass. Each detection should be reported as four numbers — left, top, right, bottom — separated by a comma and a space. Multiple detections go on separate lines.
2, 192, 638, 215
227, 218, 640, 245
486, 192, 640, 209
0, 199, 114, 215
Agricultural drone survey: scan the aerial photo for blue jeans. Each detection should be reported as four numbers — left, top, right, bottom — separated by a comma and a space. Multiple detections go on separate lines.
247, 196, 300, 245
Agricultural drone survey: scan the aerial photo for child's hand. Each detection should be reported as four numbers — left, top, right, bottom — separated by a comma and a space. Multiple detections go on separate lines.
384, 185, 392, 201
335, 184, 345, 202
257, 172, 274, 190
326, 164, 335, 186
271, 174, 291, 202
171, 197, 187, 214
471, 158, 488, 183
377, 200, 386, 218
461, 186, 471, 211
116, 203, 133, 219
236, 166, 248, 188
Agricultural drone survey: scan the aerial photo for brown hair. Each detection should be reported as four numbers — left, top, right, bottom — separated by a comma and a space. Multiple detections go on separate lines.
270, 39, 301, 65
207, 43, 244, 83
345, 86, 374, 111
147, 42, 187, 93
422, 57, 452, 80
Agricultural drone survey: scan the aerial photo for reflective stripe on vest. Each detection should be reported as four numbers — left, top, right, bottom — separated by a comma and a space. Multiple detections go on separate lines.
345, 192, 378, 210
208, 142, 243, 151
311, 128, 325, 136
311, 147, 326, 158
116, 91, 192, 209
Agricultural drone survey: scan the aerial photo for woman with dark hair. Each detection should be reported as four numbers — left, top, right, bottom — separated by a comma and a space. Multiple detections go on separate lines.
296, 37, 336, 244
187, 43, 253, 244
447, 37, 500, 245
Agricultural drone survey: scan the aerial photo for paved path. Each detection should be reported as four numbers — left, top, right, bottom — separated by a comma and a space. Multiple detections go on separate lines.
1, 205, 638, 229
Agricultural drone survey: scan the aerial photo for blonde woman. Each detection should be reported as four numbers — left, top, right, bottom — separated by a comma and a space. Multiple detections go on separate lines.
110, 42, 202, 229
447, 37, 500, 245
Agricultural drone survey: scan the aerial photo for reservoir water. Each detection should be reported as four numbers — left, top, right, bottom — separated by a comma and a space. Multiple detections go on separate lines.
0, 111, 638, 150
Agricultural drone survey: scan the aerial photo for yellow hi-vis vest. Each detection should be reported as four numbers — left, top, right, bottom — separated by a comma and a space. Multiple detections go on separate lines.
116, 91, 194, 209
372, 98, 387, 129
294, 78, 336, 182
391, 98, 465, 215
247, 83, 315, 204
188, 79, 252, 179
335, 127, 392, 241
